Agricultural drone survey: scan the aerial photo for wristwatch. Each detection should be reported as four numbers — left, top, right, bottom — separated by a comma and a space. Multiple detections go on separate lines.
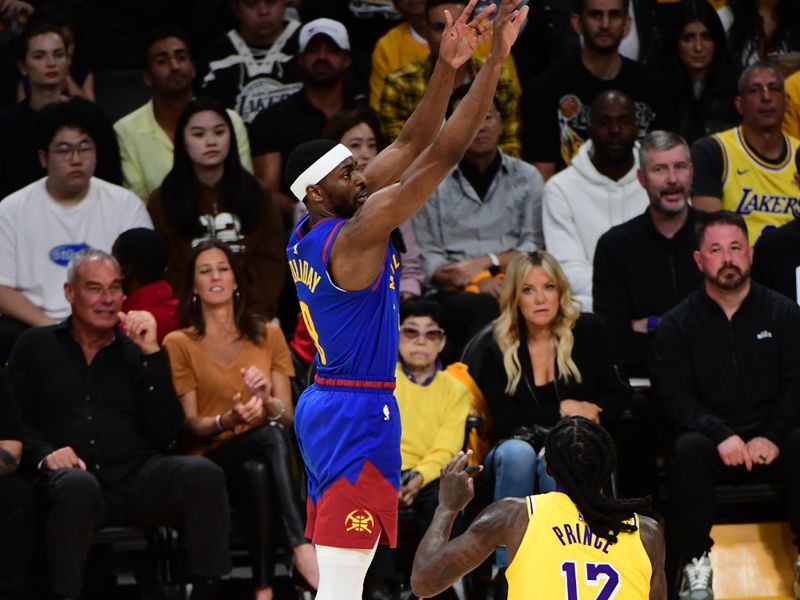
646, 316, 660, 333
488, 253, 501, 276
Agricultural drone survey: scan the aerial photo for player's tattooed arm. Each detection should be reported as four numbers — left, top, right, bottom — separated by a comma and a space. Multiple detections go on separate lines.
0, 441, 21, 476
410, 452, 528, 598
639, 515, 667, 600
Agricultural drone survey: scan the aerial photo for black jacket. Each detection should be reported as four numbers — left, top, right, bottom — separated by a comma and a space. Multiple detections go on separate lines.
752, 218, 800, 303
593, 207, 703, 377
652, 283, 800, 446
464, 313, 630, 441
8, 319, 183, 489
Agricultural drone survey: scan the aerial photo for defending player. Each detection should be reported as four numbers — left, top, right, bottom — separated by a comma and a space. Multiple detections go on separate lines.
282, 1, 529, 598
411, 417, 667, 600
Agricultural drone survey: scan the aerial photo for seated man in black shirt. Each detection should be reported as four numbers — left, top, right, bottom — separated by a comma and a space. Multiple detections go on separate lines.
653, 211, 800, 600
593, 130, 702, 379
752, 153, 800, 302
0, 369, 34, 600
8, 249, 231, 600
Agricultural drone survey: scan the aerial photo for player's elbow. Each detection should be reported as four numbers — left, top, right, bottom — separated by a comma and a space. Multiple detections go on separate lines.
410, 570, 435, 598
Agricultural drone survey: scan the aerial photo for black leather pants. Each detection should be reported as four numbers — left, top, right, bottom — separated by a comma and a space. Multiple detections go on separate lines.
206, 423, 307, 587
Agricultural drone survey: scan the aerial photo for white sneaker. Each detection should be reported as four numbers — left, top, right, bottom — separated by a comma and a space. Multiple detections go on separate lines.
678, 552, 714, 600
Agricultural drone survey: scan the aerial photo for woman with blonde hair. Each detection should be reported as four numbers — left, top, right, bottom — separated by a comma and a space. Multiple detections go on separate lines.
465, 251, 629, 579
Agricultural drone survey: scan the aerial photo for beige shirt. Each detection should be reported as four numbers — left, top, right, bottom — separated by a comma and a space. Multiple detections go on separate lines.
163, 323, 294, 455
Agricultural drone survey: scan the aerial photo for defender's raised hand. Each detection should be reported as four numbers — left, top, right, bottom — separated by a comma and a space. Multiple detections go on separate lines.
438, 0, 496, 70
490, 0, 529, 60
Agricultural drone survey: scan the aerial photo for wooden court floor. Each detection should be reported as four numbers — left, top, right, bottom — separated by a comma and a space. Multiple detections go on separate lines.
709, 522, 796, 599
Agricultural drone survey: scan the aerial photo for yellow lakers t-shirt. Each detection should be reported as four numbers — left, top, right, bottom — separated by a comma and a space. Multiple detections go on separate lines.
714, 127, 800, 245
506, 492, 651, 600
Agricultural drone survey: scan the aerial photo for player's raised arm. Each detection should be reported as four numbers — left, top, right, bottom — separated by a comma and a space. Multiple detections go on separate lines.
364, 0, 496, 193
410, 452, 527, 598
345, 0, 528, 250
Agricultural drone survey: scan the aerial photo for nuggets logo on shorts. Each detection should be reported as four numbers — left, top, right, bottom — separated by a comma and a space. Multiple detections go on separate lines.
345, 510, 375, 534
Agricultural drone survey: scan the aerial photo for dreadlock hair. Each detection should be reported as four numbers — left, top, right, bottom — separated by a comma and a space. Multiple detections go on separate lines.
545, 416, 651, 544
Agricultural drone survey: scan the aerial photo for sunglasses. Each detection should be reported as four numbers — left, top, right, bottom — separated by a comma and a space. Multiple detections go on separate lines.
400, 326, 445, 342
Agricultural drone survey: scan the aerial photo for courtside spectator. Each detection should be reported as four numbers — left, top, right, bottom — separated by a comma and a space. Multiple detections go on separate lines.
463, 252, 630, 595
782, 69, 800, 139
653, 211, 800, 600
0, 20, 121, 198
250, 18, 360, 219
751, 153, 800, 302
0, 0, 33, 107
366, 298, 470, 598
521, 0, 673, 179
413, 86, 542, 353
542, 90, 649, 311
691, 61, 800, 244
717, 0, 800, 70
379, 0, 521, 157
164, 240, 319, 599
593, 130, 703, 378
17, 7, 94, 102
0, 370, 34, 600
114, 25, 252, 202
112, 228, 179, 344
652, 0, 738, 144
369, 0, 428, 108
147, 98, 285, 319
196, 0, 302, 124
0, 101, 151, 363
9, 249, 232, 600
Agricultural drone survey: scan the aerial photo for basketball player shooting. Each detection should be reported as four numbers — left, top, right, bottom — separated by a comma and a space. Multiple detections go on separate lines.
282, 1, 529, 598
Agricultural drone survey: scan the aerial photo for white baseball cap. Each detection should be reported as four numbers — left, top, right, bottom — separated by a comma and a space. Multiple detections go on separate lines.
298, 18, 350, 53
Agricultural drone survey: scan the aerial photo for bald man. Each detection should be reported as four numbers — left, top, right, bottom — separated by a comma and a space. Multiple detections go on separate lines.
542, 90, 649, 310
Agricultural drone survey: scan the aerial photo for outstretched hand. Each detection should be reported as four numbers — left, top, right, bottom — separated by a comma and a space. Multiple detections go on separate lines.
438, 0, 496, 70
490, 0, 529, 61
438, 451, 482, 512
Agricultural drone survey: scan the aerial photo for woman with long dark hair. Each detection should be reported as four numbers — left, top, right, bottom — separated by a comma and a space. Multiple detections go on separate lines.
148, 97, 285, 319
653, 0, 739, 143
163, 239, 318, 600
720, 0, 800, 69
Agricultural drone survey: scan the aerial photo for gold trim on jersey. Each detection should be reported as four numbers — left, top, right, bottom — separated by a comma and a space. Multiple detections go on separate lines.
735, 127, 794, 171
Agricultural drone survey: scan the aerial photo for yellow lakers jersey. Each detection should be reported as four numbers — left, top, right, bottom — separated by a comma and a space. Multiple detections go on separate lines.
714, 127, 800, 245
506, 492, 651, 600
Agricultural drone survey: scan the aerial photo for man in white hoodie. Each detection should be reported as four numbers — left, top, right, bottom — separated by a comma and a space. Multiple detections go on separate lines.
543, 90, 648, 310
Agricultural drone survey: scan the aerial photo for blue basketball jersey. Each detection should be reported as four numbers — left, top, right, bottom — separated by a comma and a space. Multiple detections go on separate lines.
287, 215, 401, 383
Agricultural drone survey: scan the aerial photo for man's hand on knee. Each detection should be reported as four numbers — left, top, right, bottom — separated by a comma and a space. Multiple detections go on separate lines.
745, 436, 779, 467
717, 435, 751, 471
43, 446, 87, 471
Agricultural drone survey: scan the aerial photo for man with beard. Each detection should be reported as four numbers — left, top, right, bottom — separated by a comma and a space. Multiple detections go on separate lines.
521, 0, 673, 180
692, 62, 800, 246
653, 210, 800, 600
593, 130, 702, 379
114, 25, 252, 201
249, 18, 360, 219
542, 90, 649, 310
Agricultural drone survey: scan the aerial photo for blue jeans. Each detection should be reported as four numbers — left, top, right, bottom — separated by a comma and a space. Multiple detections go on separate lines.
484, 439, 555, 567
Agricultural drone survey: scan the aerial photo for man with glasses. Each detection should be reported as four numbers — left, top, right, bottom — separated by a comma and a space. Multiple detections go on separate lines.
0, 101, 151, 362
366, 298, 471, 598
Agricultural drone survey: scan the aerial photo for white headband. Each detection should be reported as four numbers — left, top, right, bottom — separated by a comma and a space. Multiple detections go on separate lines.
290, 143, 353, 201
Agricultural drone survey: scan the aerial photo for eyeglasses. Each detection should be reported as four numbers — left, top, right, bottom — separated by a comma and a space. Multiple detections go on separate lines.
50, 141, 96, 161
400, 326, 445, 342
